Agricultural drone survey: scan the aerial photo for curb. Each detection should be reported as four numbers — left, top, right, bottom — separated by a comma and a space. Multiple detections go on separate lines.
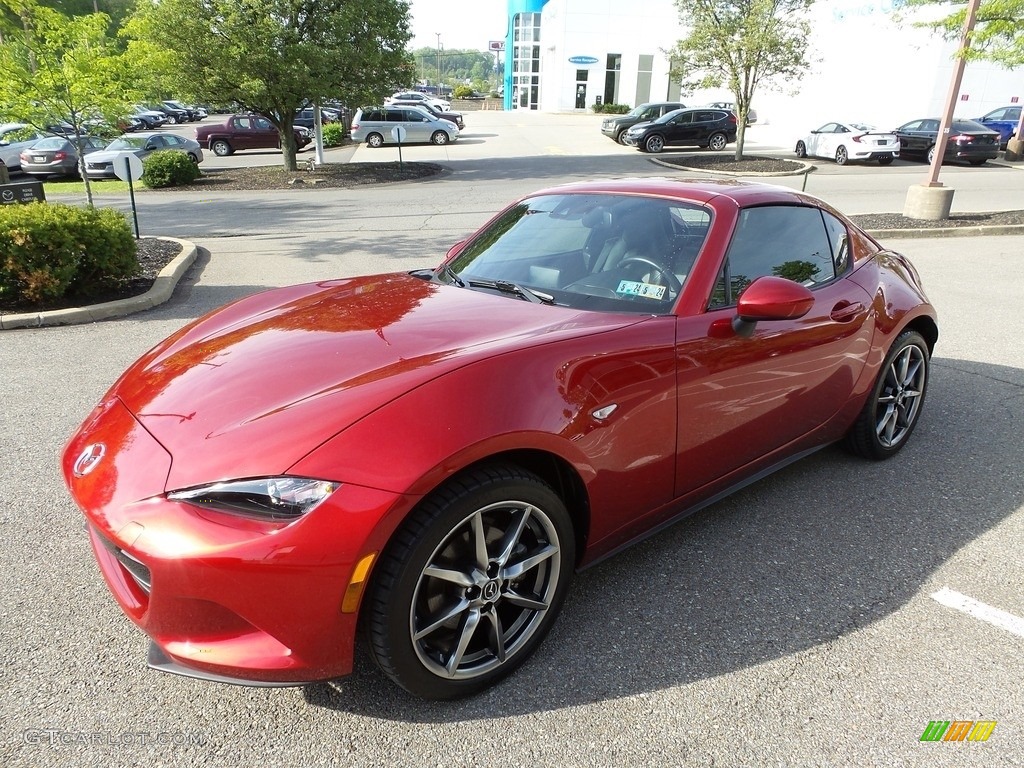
0, 237, 198, 330
865, 224, 1024, 239
647, 156, 816, 177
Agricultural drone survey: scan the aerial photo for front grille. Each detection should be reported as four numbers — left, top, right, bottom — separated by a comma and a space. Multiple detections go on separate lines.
96, 531, 152, 594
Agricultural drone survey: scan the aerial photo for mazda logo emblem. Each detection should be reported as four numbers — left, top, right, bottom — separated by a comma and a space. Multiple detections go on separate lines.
73, 443, 105, 477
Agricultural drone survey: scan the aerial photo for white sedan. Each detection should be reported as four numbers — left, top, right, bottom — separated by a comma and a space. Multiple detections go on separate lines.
795, 121, 899, 165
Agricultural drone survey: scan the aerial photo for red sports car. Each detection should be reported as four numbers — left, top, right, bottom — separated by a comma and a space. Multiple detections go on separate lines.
62, 179, 937, 700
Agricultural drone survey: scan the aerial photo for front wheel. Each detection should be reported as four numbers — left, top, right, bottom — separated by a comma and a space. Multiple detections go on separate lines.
211, 139, 232, 157
795, 141, 807, 158
431, 130, 450, 145
708, 132, 728, 151
968, 158, 987, 166
644, 134, 665, 153
617, 130, 630, 145
366, 465, 575, 699
187, 152, 199, 164
845, 329, 929, 459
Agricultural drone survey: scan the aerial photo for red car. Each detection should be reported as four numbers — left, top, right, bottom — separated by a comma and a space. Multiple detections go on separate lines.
62, 179, 937, 700
194, 113, 312, 156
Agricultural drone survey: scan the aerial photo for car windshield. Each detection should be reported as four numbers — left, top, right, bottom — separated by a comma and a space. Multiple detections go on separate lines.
655, 109, 686, 124
444, 193, 712, 314
106, 137, 147, 150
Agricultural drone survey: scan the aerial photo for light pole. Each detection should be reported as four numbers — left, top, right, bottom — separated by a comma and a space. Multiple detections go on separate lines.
436, 33, 442, 96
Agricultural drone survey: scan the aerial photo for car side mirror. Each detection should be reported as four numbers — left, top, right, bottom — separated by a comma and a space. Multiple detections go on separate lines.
146, 143, 157, 150
731, 276, 815, 337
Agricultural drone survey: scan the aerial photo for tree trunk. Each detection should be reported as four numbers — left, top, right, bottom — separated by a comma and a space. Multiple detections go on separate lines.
735, 120, 746, 160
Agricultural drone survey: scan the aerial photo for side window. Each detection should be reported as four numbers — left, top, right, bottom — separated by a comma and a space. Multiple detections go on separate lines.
708, 206, 838, 309
255, 117, 272, 130
386, 111, 404, 122
821, 211, 850, 275
922, 120, 939, 132
901, 121, 921, 132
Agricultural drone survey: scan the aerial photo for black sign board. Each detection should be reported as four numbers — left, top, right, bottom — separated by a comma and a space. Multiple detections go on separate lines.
0, 180, 46, 205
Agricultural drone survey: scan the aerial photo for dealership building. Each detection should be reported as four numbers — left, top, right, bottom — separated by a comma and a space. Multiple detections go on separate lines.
501, 0, 1022, 137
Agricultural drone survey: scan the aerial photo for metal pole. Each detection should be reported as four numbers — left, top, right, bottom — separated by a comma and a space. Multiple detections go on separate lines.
436, 33, 442, 96
924, 0, 981, 187
125, 156, 140, 239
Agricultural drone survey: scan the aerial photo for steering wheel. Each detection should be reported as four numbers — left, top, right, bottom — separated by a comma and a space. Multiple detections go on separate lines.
619, 256, 682, 296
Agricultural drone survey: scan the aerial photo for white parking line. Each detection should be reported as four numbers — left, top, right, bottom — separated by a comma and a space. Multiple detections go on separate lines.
931, 586, 1024, 638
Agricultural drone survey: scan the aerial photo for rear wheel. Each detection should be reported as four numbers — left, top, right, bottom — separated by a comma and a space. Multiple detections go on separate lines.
431, 130, 450, 145
795, 141, 807, 158
366, 465, 575, 699
835, 146, 849, 165
366, 132, 384, 148
645, 134, 665, 153
708, 132, 728, 151
845, 330, 929, 459
926, 145, 937, 164
968, 158, 987, 166
211, 139, 232, 157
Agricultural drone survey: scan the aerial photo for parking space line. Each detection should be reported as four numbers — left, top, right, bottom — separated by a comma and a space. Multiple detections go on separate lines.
931, 586, 1024, 638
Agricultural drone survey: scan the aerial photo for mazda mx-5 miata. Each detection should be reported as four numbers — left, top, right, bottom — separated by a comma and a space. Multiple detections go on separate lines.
63, 179, 937, 700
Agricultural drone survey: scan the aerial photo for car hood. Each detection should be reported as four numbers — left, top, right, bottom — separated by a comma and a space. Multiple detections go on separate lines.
112, 273, 646, 489
629, 120, 655, 132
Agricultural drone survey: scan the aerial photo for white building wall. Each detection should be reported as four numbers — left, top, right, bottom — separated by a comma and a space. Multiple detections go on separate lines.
520, 0, 1022, 132
536, 0, 684, 112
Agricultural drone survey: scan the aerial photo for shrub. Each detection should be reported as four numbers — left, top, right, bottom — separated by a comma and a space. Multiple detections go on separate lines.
594, 102, 631, 114
322, 122, 346, 147
453, 85, 474, 99
0, 203, 137, 305
142, 150, 201, 188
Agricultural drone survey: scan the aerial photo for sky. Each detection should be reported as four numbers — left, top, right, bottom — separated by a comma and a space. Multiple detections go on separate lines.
406, 0, 508, 51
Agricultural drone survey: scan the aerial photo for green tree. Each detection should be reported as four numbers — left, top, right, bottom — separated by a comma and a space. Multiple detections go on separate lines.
123, 0, 413, 171
906, 0, 1024, 67
0, 3, 138, 206
669, 0, 814, 159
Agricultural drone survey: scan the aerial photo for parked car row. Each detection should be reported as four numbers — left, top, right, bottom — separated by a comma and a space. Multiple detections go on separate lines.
796, 115, 1006, 167
621, 107, 739, 153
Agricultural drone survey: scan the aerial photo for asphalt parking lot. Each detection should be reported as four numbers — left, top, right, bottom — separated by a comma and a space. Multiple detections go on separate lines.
2, 111, 1023, 768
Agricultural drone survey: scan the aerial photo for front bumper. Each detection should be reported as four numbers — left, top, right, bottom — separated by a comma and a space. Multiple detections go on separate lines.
63, 397, 410, 685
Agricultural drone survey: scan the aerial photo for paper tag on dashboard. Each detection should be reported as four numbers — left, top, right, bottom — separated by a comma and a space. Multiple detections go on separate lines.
616, 280, 666, 300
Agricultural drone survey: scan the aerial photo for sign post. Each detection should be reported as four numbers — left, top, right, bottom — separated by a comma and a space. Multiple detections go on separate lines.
391, 125, 407, 171
113, 153, 144, 239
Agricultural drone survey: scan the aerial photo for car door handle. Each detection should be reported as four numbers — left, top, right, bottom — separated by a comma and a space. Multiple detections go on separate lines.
830, 301, 865, 322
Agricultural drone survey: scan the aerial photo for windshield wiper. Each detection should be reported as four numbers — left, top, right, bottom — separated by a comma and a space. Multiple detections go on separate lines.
467, 279, 555, 304
437, 263, 465, 287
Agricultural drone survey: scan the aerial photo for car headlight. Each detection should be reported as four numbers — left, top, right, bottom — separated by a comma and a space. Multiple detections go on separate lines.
169, 477, 339, 521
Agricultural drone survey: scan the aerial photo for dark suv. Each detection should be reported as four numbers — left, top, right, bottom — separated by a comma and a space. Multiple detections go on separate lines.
623, 108, 737, 153
601, 101, 686, 144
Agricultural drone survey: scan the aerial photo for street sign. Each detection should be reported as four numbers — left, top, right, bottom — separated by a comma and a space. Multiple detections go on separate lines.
113, 153, 144, 182
489, 40, 505, 51
391, 126, 407, 143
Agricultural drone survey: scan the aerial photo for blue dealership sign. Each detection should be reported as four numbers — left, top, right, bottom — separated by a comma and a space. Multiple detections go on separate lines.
568, 56, 599, 65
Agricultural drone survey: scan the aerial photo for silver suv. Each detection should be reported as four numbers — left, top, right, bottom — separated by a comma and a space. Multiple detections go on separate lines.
351, 106, 460, 147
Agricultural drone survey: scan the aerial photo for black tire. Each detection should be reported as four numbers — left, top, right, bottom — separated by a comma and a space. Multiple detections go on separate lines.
845, 329, 929, 459
616, 130, 630, 145
211, 139, 232, 157
708, 132, 728, 151
926, 145, 937, 164
645, 134, 665, 153
166, 115, 178, 125
795, 141, 807, 158
878, 156, 894, 166
968, 158, 987, 166
431, 130, 449, 145
187, 152, 199, 164
835, 145, 849, 165
366, 465, 575, 699
366, 132, 384, 148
